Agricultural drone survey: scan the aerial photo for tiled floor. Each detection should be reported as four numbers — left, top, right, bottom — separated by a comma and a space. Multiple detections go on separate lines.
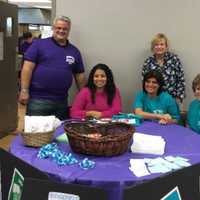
0, 104, 26, 151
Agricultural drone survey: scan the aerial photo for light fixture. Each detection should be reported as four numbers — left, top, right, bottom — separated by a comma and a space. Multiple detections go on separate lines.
9, 0, 51, 3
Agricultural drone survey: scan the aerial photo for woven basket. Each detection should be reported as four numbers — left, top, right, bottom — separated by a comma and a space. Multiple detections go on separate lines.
64, 122, 134, 156
21, 130, 55, 147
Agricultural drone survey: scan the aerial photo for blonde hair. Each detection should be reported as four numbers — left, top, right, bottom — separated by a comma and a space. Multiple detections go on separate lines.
192, 74, 200, 92
151, 33, 169, 52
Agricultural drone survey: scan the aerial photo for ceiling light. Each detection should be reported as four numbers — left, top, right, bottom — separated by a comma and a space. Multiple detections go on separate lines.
9, 0, 51, 3
34, 5, 51, 9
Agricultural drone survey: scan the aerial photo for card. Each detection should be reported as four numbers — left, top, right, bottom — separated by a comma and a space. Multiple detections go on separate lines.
48, 192, 80, 200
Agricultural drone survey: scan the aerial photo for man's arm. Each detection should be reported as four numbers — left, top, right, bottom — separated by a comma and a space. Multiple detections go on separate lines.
74, 72, 86, 90
19, 60, 36, 105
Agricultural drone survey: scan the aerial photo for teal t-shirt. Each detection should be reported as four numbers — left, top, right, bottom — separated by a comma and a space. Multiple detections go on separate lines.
187, 99, 200, 134
133, 91, 180, 120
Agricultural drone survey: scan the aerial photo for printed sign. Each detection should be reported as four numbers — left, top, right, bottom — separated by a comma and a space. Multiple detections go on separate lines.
161, 186, 182, 200
8, 168, 24, 200
48, 192, 80, 200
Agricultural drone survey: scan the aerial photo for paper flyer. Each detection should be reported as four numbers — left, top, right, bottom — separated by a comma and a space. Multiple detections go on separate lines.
48, 192, 80, 200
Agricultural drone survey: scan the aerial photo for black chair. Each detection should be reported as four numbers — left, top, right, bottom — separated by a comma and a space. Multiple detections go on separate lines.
124, 163, 200, 200
21, 178, 108, 200
180, 110, 187, 127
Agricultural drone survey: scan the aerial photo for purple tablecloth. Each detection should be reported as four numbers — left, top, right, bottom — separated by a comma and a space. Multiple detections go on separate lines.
10, 122, 200, 200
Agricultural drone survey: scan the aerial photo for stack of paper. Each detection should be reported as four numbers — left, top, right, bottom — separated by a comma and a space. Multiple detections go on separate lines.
24, 115, 61, 133
129, 156, 191, 177
131, 132, 166, 155
129, 159, 150, 177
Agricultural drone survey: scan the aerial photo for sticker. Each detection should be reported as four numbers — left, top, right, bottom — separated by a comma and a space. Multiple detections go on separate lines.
48, 192, 80, 200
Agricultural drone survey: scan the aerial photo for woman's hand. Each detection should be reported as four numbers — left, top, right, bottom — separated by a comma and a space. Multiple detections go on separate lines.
159, 114, 176, 124
162, 114, 172, 121
159, 118, 167, 125
86, 111, 102, 119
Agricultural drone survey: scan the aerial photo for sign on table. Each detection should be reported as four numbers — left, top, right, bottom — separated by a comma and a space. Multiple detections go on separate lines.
8, 168, 24, 200
161, 186, 182, 200
48, 192, 80, 200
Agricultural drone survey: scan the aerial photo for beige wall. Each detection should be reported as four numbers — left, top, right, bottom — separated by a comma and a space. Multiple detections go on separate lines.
56, 0, 200, 112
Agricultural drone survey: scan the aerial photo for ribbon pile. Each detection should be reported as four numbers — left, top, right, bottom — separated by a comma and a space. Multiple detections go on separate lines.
38, 143, 95, 170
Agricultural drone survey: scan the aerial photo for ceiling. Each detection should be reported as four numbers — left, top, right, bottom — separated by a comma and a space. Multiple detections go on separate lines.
8, 0, 52, 10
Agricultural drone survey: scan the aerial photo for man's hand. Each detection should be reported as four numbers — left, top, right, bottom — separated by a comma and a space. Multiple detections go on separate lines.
75, 73, 86, 90
19, 60, 35, 105
19, 89, 29, 105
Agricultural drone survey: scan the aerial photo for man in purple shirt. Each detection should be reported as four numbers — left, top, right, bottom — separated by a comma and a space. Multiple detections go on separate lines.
18, 32, 34, 83
19, 16, 86, 120
19, 32, 33, 55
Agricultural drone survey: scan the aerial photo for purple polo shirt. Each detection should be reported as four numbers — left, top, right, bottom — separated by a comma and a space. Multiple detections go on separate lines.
20, 41, 33, 54
24, 37, 84, 101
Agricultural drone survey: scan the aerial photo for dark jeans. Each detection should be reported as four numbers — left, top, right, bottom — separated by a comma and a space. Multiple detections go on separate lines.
26, 99, 69, 120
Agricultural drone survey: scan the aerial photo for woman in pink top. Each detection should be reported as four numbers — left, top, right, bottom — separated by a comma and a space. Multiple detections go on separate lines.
70, 63, 122, 119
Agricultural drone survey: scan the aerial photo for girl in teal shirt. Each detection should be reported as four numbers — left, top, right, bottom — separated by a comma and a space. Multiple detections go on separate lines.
187, 74, 200, 134
133, 70, 180, 124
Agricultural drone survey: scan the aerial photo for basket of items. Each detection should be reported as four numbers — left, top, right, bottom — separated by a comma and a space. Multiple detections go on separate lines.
64, 121, 135, 156
21, 116, 61, 147
21, 130, 55, 147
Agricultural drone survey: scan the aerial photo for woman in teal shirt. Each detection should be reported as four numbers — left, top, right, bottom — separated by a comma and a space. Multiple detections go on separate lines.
187, 74, 200, 134
133, 70, 180, 124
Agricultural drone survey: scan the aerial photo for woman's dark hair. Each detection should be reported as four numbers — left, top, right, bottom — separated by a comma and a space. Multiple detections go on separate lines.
86, 63, 116, 105
143, 70, 164, 95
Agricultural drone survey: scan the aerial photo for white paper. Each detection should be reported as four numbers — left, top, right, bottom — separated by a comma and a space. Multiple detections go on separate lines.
24, 115, 61, 133
129, 159, 150, 177
131, 132, 166, 155
48, 192, 80, 200
148, 163, 171, 173
129, 156, 190, 177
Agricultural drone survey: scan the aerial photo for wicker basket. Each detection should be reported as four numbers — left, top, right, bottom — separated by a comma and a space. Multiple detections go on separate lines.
21, 130, 55, 147
64, 122, 134, 156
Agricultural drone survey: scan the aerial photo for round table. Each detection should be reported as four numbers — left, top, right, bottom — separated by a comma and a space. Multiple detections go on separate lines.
10, 121, 200, 200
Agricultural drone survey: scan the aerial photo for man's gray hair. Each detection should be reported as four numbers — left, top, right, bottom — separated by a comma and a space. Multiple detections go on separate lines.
53, 16, 71, 25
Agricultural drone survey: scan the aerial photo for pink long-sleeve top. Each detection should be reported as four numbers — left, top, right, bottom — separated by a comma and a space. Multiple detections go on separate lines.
70, 87, 122, 119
